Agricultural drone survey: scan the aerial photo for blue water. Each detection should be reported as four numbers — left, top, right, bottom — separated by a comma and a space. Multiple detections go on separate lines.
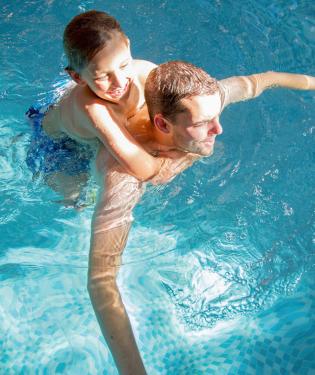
1, 0, 315, 374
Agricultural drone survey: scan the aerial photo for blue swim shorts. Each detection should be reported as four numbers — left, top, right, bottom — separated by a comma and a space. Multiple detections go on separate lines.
26, 106, 94, 177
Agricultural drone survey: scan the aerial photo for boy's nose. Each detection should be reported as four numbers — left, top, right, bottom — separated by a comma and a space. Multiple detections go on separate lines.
111, 71, 127, 88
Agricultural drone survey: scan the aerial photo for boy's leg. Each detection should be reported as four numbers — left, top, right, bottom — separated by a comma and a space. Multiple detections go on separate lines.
45, 171, 89, 207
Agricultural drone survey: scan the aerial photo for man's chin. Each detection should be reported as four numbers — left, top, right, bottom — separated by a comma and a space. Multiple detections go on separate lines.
197, 146, 214, 157
176, 143, 214, 156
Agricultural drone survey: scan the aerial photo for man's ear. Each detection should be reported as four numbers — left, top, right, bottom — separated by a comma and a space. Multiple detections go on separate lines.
154, 114, 171, 134
65, 69, 85, 85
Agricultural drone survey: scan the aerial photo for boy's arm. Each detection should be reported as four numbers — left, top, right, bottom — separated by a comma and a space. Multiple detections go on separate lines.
219, 71, 315, 109
86, 102, 201, 184
85, 102, 166, 182
82, 59, 161, 182
149, 151, 201, 185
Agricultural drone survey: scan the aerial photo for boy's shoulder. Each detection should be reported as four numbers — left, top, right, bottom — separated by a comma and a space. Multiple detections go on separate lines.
59, 84, 114, 133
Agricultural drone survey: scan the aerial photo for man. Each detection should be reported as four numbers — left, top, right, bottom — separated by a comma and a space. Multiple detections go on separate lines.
87, 61, 315, 374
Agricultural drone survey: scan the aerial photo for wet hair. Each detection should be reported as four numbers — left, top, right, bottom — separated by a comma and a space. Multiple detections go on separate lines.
145, 61, 219, 122
63, 10, 127, 72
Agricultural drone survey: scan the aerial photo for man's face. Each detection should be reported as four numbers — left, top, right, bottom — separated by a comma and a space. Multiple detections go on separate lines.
79, 32, 135, 103
169, 93, 223, 156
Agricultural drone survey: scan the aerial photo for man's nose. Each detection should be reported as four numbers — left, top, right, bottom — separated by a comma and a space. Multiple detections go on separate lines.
208, 118, 223, 136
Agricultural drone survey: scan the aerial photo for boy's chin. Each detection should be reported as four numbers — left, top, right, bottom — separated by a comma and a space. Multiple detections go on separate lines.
102, 95, 121, 103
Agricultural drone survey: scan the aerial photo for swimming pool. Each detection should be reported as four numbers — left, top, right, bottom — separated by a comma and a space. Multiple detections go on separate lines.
1, 0, 314, 373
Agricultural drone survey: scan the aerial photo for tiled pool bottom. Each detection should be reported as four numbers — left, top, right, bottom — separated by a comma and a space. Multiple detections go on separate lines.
130, 272, 315, 375
1, 262, 314, 374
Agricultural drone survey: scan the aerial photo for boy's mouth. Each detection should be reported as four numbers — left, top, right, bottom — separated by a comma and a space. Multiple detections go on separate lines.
107, 80, 130, 98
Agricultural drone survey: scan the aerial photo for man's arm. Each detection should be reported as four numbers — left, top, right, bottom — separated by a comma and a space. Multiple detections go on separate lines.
88, 148, 147, 374
219, 71, 315, 110
88, 222, 146, 375
83, 101, 169, 182
88, 144, 200, 373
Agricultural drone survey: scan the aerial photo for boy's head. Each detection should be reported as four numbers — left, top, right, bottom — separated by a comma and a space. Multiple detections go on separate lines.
64, 10, 127, 72
145, 61, 223, 156
63, 10, 133, 102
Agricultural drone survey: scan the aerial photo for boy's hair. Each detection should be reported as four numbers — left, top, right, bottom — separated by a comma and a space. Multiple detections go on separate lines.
145, 61, 219, 122
63, 10, 127, 72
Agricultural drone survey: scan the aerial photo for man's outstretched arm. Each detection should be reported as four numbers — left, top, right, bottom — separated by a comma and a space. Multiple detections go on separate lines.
219, 71, 315, 109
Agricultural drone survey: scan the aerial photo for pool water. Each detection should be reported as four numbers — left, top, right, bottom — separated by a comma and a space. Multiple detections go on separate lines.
1, 0, 315, 374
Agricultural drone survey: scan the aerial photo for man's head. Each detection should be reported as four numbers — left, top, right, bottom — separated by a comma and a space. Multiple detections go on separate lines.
145, 61, 223, 156
63, 10, 134, 102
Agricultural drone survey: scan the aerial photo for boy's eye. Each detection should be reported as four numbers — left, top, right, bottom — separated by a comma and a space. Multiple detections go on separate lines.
96, 75, 108, 81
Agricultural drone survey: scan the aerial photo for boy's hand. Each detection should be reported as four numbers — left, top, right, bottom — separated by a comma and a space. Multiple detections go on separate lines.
157, 149, 187, 159
149, 152, 201, 185
143, 140, 199, 160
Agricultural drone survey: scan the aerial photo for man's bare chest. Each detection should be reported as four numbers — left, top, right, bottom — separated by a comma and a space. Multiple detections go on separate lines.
125, 103, 152, 142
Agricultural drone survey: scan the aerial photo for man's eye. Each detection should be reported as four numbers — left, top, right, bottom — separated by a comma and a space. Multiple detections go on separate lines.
121, 62, 130, 69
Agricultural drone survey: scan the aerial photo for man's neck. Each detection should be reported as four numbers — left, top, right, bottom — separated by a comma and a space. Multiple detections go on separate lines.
152, 126, 174, 150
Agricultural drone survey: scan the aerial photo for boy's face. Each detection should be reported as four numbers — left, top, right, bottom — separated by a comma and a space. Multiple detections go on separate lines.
167, 93, 223, 156
79, 32, 134, 102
